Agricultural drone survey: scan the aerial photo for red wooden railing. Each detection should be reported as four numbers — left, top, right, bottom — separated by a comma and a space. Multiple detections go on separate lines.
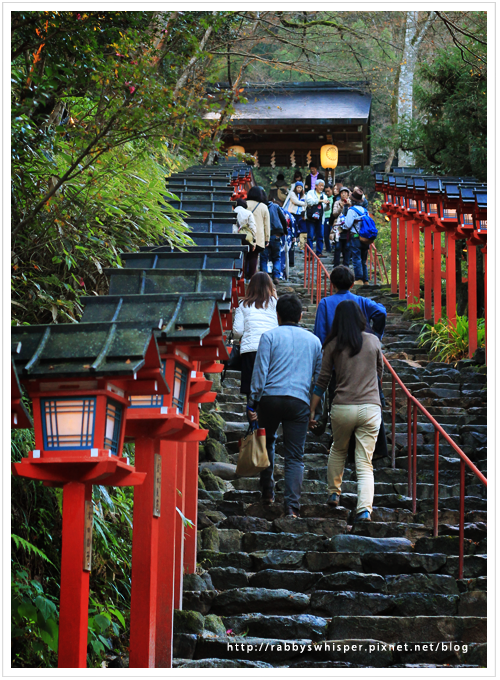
303, 244, 487, 579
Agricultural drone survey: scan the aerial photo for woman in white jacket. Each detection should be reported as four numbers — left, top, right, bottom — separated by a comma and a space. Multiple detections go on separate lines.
283, 181, 307, 250
233, 272, 278, 395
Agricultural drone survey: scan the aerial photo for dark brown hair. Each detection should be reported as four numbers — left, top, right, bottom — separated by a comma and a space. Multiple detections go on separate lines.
323, 300, 367, 355
242, 271, 277, 309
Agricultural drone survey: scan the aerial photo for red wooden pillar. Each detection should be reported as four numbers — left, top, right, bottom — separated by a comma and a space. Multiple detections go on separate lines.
433, 231, 442, 324
58, 482, 92, 668
412, 222, 420, 303
446, 232, 457, 325
467, 242, 478, 358
183, 421, 200, 574
129, 435, 161, 668
482, 244, 487, 361
174, 444, 186, 609
391, 215, 398, 294
424, 226, 433, 319
155, 441, 179, 668
406, 219, 414, 307
398, 218, 406, 300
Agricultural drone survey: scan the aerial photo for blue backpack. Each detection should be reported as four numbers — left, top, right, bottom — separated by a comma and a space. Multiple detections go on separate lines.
351, 206, 378, 243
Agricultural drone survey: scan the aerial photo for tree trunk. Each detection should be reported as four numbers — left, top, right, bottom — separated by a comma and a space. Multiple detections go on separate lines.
397, 11, 435, 167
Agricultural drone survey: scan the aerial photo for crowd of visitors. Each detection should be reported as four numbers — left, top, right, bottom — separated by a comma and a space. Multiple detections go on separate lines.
239, 168, 376, 286
236, 263, 387, 520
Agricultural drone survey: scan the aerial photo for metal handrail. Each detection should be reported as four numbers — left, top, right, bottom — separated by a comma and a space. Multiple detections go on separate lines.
302, 244, 487, 579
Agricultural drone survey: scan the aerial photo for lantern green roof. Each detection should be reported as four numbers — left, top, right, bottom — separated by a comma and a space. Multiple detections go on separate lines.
106, 268, 235, 299
80, 292, 227, 339
12, 322, 163, 379
121, 251, 244, 273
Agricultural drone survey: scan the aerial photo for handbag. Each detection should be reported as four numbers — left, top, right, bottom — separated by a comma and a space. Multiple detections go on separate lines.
236, 424, 269, 476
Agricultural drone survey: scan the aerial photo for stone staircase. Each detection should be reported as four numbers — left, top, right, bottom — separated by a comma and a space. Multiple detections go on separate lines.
172, 250, 487, 669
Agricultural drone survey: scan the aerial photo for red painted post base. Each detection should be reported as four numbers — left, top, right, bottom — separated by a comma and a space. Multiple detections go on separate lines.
174, 445, 186, 610
155, 442, 179, 668
58, 482, 92, 668
129, 436, 161, 668
467, 242, 478, 358
391, 216, 398, 294
424, 227, 433, 320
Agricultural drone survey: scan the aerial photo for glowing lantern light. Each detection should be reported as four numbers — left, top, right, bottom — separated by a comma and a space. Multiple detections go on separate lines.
321, 144, 338, 169
227, 145, 245, 156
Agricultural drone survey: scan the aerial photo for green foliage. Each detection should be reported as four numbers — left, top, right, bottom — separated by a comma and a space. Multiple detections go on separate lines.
11, 568, 59, 666
416, 315, 485, 363
11, 11, 232, 325
407, 47, 486, 179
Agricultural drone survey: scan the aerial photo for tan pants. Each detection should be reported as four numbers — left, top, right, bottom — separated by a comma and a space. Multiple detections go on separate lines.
327, 403, 382, 513
299, 233, 308, 250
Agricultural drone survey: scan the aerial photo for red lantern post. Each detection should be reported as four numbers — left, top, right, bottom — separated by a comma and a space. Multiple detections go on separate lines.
11, 323, 166, 668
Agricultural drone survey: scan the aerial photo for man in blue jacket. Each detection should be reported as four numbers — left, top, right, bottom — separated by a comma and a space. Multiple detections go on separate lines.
248, 294, 322, 517
314, 265, 387, 344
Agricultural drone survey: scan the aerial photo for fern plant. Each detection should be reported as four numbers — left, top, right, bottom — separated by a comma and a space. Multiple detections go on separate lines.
416, 315, 485, 363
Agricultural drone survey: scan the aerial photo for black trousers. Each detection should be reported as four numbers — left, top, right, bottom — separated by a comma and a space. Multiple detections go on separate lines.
257, 396, 309, 512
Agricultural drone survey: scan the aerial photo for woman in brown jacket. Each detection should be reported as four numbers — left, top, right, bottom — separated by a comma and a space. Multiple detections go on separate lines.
310, 300, 383, 522
246, 186, 271, 281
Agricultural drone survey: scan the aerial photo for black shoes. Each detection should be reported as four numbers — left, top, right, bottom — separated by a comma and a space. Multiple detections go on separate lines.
284, 506, 299, 518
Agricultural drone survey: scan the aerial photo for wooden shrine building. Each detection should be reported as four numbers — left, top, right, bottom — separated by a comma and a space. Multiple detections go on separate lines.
206, 81, 372, 168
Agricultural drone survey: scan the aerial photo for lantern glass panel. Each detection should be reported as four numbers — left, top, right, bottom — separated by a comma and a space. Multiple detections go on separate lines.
419, 200, 426, 212
129, 360, 166, 408
409, 199, 417, 209
461, 213, 474, 226
479, 220, 487, 230
41, 397, 95, 450
388, 194, 392, 203
172, 363, 188, 413
442, 208, 457, 219
104, 400, 122, 454
400, 197, 405, 206
428, 203, 439, 215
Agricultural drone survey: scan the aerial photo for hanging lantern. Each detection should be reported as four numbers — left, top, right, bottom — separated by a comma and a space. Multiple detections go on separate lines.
320, 144, 338, 169
270, 151, 276, 169
290, 150, 296, 168
227, 145, 245, 156
253, 151, 260, 168
306, 150, 312, 167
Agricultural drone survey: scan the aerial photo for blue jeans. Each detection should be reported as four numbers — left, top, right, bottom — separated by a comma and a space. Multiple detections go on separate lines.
257, 396, 309, 512
260, 234, 282, 279
351, 237, 363, 280
306, 220, 324, 255
334, 238, 351, 266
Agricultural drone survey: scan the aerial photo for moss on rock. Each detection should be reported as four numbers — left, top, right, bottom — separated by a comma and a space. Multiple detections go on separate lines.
173, 609, 205, 634
199, 411, 227, 444
203, 439, 230, 463
204, 614, 226, 636
200, 468, 226, 492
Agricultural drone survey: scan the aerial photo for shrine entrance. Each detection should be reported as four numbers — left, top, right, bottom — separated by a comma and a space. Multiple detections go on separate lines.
206, 81, 371, 168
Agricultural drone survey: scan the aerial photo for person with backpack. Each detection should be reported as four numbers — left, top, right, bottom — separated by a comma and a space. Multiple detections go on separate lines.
305, 178, 329, 256
261, 199, 288, 285
345, 187, 378, 285
310, 300, 383, 521
246, 186, 270, 281
268, 173, 289, 207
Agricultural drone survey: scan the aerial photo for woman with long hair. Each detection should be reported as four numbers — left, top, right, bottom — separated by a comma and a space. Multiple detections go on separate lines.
309, 300, 383, 521
233, 271, 278, 395
245, 186, 271, 282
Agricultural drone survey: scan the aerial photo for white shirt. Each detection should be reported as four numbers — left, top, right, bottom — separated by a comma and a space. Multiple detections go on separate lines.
233, 297, 278, 354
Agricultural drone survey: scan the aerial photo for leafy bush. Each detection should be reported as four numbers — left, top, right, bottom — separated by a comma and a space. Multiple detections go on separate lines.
416, 315, 485, 363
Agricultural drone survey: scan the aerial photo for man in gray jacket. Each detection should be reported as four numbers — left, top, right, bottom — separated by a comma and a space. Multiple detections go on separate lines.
248, 294, 323, 517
